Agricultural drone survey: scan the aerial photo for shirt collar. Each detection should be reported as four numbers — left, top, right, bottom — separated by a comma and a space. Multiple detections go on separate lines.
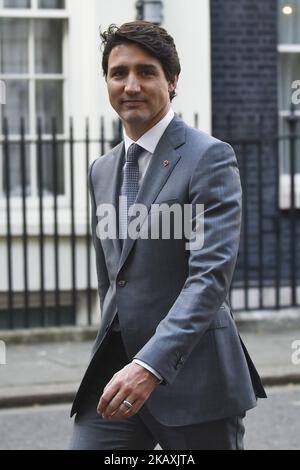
123, 108, 175, 154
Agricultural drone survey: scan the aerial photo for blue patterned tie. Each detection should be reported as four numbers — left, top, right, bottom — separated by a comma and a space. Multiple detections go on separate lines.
119, 143, 144, 246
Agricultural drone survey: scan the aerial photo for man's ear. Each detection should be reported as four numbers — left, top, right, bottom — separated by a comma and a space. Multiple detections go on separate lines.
168, 75, 178, 93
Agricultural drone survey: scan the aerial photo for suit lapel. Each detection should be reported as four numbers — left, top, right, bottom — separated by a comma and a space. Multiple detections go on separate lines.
102, 142, 125, 259
117, 115, 186, 273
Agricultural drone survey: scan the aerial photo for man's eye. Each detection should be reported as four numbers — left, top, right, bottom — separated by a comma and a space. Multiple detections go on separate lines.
112, 71, 124, 77
141, 70, 154, 76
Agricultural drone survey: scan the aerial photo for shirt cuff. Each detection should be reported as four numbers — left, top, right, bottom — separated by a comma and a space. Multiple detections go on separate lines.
133, 359, 164, 384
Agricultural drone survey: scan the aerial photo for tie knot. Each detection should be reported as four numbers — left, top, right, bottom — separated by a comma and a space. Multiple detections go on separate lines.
127, 143, 144, 163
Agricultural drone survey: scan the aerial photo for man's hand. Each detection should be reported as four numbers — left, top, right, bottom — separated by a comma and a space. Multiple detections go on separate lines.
97, 362, 159, 420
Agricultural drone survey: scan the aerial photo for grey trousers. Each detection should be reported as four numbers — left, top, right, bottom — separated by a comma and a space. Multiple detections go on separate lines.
69, 331, 245, 450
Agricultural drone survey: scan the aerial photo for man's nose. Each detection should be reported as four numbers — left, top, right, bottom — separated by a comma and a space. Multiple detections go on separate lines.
124, 74, 141, 93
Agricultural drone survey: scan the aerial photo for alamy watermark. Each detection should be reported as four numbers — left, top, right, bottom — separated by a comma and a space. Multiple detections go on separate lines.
291, 80, 300, 105
0, 340, 6, 365
291, 340, 300, 366
0, 80, 6, 105
96, 200, 205, 251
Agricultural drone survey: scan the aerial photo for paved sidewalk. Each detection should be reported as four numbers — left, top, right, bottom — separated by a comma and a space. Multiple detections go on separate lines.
0, 328, 300, 409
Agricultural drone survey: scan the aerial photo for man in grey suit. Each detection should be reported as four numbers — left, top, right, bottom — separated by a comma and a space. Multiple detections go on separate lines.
69, 20, 266, 450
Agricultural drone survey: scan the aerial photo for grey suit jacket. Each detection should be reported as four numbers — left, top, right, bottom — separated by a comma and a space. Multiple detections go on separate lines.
71, 115, 266, 425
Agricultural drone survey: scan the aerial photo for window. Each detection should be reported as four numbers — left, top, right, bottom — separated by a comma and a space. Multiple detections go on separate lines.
0, 0, 65, 9
0, 0, 31, 7
39, 0, 65, 8
0, 0, 67, 198
278, 0, 300, 207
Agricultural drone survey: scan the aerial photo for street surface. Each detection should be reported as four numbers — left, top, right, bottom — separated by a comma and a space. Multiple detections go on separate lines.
0, 385, 299, 450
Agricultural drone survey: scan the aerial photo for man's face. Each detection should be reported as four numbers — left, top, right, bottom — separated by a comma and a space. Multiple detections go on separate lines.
106, 43, 177, 138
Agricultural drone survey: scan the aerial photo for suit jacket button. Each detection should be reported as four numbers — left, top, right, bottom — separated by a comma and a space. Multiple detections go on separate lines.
176, 356, 185, 368
118, 280, 127, 287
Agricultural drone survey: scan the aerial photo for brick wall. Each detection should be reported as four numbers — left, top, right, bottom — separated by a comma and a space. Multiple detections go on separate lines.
211, 0, 278, 137
210, 0, 300, 292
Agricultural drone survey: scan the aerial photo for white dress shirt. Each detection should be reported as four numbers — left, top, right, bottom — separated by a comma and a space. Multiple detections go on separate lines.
114, 108, 175, 384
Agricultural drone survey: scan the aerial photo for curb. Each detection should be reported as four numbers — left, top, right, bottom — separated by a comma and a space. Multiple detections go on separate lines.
0, 383, 77, 410
262, 374, 300, 387
0, 326, 98, 345
0, 392, 76, 410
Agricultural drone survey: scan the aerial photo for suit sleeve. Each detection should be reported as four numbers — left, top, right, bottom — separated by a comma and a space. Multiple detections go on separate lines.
133, 141, 242, 385
88, 160, 110, 313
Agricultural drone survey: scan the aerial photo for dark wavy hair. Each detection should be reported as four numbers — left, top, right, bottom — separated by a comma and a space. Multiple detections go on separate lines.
100, 21, 181, 101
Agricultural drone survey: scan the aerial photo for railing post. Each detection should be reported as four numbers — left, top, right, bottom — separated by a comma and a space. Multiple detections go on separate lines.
3, 118, 14, 328
257, 114, 264, 309
85, 117, 92, 325
285, 104, 298, 307
52, 117, 61, 325
20, 117, 29, 327
37, 117, 46, 326
111, 118, 123, 148
69, 117, 76, 325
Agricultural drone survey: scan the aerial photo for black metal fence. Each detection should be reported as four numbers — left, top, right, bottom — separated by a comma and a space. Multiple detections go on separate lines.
0, 113, 299, 330
227, 110, 300, 311
0, 116, 122, 330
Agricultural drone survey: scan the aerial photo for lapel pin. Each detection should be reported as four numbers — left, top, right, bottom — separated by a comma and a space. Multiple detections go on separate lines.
163, 160, 169, 167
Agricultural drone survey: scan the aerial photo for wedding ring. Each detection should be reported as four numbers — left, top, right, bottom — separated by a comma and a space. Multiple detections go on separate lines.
122, 399, 133, 409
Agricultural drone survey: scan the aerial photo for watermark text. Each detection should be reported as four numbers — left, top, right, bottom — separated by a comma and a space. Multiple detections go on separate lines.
291, 340, 300, 365
0, 80, 6, 105
291, 80, 300, 105
0, 340, 6, 365
96, 200, 205, 251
